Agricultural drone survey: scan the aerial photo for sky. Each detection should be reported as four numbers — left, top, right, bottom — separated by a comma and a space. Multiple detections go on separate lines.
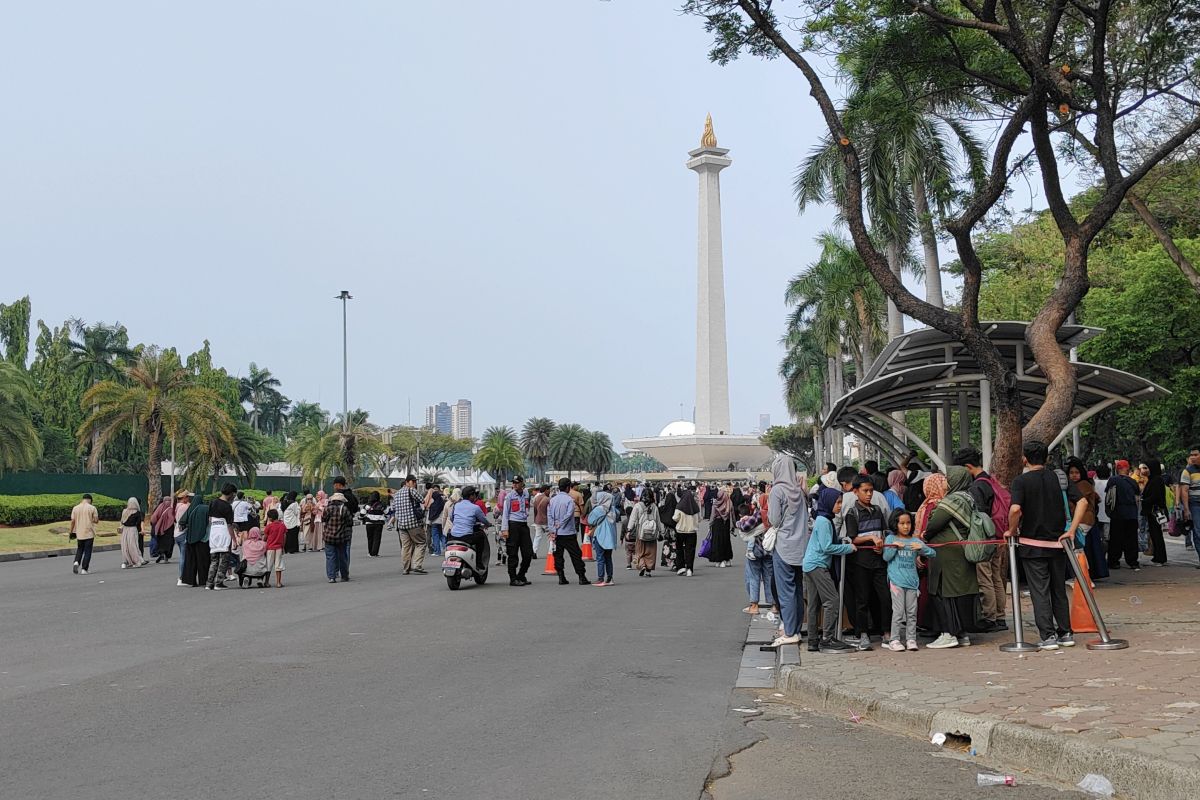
5, 1, 879, 446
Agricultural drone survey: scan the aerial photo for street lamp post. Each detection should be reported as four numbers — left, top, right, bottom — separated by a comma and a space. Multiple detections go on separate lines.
336, 291, 352, 433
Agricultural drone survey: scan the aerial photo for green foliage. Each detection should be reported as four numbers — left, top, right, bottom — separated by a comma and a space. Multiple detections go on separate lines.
584, 430, 614, 481
30, 320, 84, 433
548, 423, 589, 479
761, 424, 814, 467
0, 296, 31, 367
35, 425, 79, 473
0, 493, 124, 526
520, 417, 556, 481
287, 417, 385, 484
611, 452, 665, 474
474, 426, 523, 484
0, 361, 42, 475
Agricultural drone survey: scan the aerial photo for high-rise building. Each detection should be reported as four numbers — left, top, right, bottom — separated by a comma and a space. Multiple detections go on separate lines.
451, 399, 472, 440
758, 413, 771, 432
425, 402, 452, 434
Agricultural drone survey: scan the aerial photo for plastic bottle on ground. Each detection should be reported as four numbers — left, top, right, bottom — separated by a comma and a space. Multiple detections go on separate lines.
976, 773, 1016, 787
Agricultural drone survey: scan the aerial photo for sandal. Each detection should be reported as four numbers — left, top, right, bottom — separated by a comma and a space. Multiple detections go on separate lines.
742, 605, 760, 614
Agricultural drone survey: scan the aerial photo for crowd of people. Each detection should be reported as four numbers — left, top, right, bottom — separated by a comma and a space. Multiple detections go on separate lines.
64, 444, 1199, 649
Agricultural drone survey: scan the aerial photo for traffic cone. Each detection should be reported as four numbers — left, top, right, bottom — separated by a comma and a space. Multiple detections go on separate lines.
1069, 550, 1098, 633
542, 551, 557, 575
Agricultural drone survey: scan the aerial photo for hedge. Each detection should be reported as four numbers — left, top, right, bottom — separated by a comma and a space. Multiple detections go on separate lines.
0, 494, 127, 526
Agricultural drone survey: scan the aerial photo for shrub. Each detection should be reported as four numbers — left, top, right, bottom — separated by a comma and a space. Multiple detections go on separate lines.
0, 494, 127, 526
353, 486, 392, 505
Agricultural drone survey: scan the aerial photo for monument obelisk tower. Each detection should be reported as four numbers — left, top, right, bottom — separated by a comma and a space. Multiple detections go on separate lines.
687, 114, 732, 435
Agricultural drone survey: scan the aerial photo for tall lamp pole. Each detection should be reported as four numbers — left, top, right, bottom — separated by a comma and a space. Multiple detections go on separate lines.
336, 291, 352, 433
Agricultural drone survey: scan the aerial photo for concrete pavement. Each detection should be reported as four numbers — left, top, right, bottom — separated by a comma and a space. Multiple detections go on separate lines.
0, 529, 750, 800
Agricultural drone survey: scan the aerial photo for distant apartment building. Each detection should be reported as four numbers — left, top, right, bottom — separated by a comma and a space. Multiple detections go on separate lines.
451, 399, 472, 440
425, 402, 452, 435
758, 413, 771, 432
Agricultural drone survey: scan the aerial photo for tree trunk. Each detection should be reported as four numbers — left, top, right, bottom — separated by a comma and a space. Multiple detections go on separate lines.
912, 173, 944, 308
147, 425, 163, 511
853, 290, 875, 377
885, 240, 904, 338
1127, 192, 1200, 294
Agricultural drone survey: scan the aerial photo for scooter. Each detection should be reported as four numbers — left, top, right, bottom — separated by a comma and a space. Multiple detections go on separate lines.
441, 529, 491, 590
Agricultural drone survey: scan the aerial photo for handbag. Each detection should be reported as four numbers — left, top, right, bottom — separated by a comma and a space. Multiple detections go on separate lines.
761, 526, 778, 553
698, 534, 712, 559
1155, 510, 1170, 530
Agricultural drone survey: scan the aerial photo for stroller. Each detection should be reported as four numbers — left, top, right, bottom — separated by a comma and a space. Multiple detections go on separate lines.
236, 528, 271, 588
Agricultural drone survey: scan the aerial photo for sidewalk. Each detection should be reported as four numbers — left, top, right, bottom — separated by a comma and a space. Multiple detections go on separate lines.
767, 538, 1200, 800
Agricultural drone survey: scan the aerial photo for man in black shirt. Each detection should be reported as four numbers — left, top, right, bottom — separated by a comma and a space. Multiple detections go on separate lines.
209, 483, 238, 584
1106, 460, 1142, 570
1007, 441, 1087, 651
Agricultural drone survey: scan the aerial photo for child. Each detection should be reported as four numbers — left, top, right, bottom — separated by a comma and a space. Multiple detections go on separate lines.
802, 487, 857, 652
882, 509, 935, 651
264, 508, 287, 588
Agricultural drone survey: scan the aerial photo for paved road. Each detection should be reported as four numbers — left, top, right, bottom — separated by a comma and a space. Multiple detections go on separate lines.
711, 696, 1088, 799
0, 530, 750, 800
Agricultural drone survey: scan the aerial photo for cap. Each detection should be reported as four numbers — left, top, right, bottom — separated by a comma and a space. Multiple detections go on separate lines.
1115, 459, 1130, 469
404, 474, 417, 483
512, 475, 525, 483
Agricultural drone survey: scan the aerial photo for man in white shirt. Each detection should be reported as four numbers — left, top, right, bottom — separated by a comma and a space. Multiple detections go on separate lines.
233, 491, 253, 533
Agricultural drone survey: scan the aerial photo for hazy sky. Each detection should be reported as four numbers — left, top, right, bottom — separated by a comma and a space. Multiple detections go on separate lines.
4, 2, 864, 445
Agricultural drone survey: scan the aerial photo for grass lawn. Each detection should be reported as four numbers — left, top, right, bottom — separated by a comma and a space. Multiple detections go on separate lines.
0, 520, 122, 554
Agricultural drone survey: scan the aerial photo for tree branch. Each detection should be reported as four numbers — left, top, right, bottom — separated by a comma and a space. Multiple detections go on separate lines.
1029, 109, 1080, 238
905, 1, 1011, 35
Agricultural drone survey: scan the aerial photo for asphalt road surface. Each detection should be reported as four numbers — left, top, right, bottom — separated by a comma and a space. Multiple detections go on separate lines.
1, 530, 751, 800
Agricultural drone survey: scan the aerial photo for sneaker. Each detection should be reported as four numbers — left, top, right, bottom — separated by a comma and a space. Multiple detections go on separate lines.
176, 579, 186, 587
926, 633, 960, 649
121, 563, 127, 569
677, 568, 687, 575
79, 569, 88, 575
626, 565, 634, 570
821, 638, 855, 653
328, 578, 337, 584
593, 581, 608, 587
1058, 633, 1076, 647
770, 634, 801, 647
856, 633, 873, 651
1037, 635, 1059, 651
886, 640, 904, 651
1132, 566, 1142, 572
72, 562, 79, 574
958, 636, 971, 647
686, 569, 693, 577
211, 585, 223, 591
906, 641, 919, 651
993, 620, 1009, 631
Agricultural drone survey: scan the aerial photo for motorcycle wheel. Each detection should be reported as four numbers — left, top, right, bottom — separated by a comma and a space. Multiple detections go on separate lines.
473, 569, 488, 585
446, 574, 462, 591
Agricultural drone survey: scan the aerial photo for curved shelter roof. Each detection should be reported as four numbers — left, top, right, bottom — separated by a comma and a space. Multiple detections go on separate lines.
823, 323, 1168, 471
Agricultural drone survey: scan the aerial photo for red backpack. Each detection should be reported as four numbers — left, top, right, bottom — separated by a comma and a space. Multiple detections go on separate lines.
977, 473, 1011, 535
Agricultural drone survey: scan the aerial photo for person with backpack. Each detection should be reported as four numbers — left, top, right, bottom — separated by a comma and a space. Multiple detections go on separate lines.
953, 447, 1010, 632
922, 467, 984, 649
1106, 460, 1142, 571
844, 475, 891, 651
1007, 440, 1088, 650
628, 487, 662, 577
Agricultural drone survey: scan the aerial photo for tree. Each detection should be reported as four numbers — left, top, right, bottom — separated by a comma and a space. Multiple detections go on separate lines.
0, 296, 31, 367
0, 361, 42, 475
520, 417, 557, 481
180, 420, 265, 490
69, 320, 134, 472
286, 414, 386, 484
77, 349, 236, 509
548, 423, 588, 480
610, 451, 666, 474
239, 363, 288, 434
474, 426, 523, 485
684, 0, 1200, 482
288, 401, 329, 434
30, 319, 84, 433
760, 423, 814, 468
584, 430, 615, 482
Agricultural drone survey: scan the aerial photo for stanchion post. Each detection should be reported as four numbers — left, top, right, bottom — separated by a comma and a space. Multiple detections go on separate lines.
819, 549, 854, 655
1061, 538, 1128, 651
999, 537, 1039, 653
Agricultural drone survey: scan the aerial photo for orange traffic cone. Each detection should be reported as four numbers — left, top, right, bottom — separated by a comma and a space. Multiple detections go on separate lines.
1069, 550, 1098, 634
542, 551, 557, 575
582, 533, 594, 561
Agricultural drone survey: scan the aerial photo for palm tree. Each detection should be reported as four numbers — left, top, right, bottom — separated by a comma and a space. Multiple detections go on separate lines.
77, 348, 236, 509
180, 419, 264, 491
286, 414, 386, 485
420, 470, 447, 487
288, 400, 328, 433
0, 361, 42, 475
778, 330, 830, 465
584, 430, 614, 482
474, 426, 523, 485
548, 423, 588, 480
68, 320, 134, 473
239, 363, 286, 433
520, 417, 556, 481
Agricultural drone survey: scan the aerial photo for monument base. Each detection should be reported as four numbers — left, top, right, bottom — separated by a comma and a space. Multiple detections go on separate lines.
622, 433, 772, 479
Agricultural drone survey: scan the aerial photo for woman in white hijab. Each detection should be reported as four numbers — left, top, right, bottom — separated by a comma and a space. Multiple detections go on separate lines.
768, 455, 810, 647
119, 497, 147, 568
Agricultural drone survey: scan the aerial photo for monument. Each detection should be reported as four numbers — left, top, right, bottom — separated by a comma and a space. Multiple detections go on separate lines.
623, 116, 772, 478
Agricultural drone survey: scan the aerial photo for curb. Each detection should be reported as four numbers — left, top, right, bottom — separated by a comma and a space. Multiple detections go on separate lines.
0, 543, 122, 563
778, 664, 1200, 800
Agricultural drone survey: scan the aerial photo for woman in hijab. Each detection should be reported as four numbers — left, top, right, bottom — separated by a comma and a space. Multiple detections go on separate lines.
922, 466, 982, 648
914, 472, 949, 630
1066, 458, 1106, 578
706, 487, 735, 567
119, 497, 146, 569
282, 490, 301, 554
237, 526, 269, 587
885, 469, 906, 511
1142, 461, 1169, 566
768, 454, 811, 648
312, 489, 328, 552
150, 496, 176, 564
300, 493, 316, 552
673, 487, 701, 576
629, 487, 662, 576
